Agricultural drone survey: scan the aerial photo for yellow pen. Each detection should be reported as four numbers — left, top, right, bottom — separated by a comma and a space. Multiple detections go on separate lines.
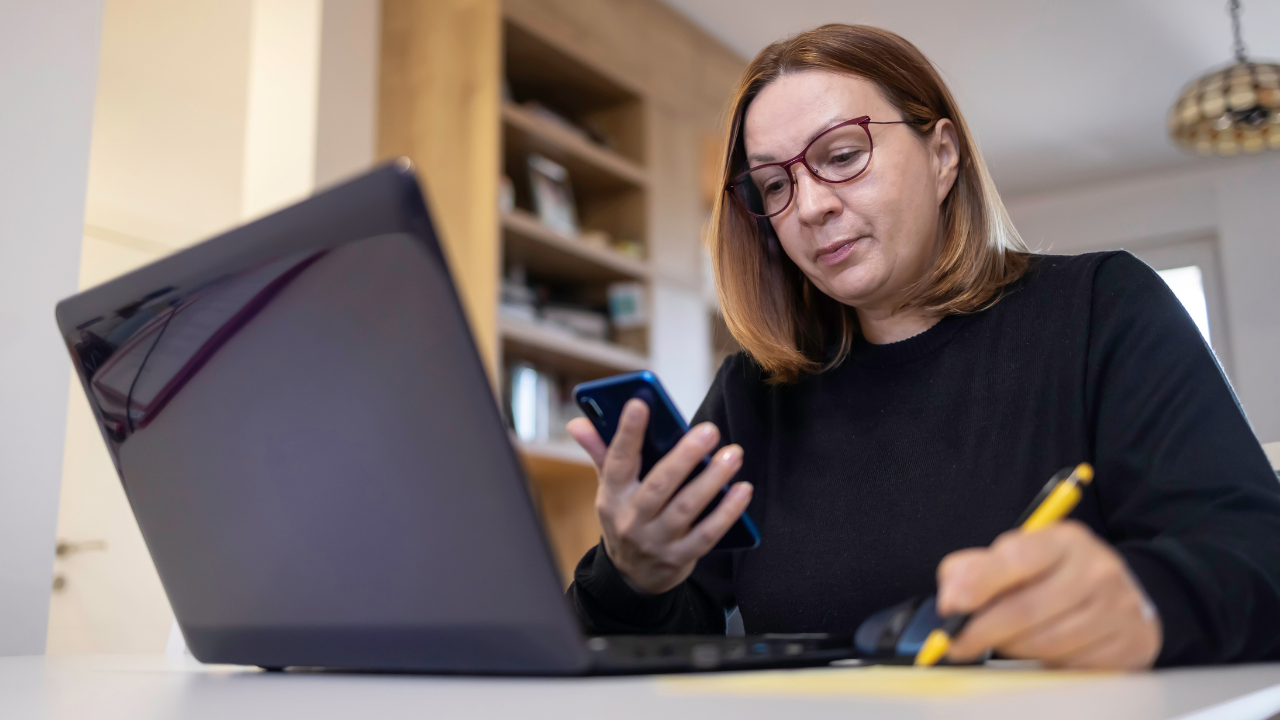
914, 462, 1095, 667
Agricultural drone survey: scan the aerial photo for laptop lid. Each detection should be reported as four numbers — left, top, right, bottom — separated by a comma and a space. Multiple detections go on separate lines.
55, 162, 591, 673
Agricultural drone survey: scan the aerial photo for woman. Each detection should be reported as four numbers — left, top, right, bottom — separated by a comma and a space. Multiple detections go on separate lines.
566, 24, 1280, 669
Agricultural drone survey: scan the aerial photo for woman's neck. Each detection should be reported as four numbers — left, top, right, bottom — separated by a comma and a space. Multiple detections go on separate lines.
855, 305, 941, 345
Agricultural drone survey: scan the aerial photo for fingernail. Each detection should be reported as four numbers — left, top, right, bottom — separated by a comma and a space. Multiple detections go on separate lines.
698, 423, 717, 440
719, 446, 742, 464
731, 482, 752, 499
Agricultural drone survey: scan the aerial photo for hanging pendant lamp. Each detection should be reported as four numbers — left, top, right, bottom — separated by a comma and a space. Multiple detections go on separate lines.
1168, 0, 1280, 155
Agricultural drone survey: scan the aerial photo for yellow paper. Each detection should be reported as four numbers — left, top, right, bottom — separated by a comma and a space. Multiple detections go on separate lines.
660, 665, 1114, 699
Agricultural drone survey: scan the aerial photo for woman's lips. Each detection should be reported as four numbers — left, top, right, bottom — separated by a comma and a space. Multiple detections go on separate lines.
817, 238, 859, 266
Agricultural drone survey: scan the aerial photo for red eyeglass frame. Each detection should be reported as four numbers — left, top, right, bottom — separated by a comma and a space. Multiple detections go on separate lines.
725, 116, 911, 219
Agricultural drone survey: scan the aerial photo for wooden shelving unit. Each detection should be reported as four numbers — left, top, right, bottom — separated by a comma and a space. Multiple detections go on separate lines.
501, 102, 647, 191
502, 209, 649, 283
495, 14, 653, 506
500, 317, 647, 378
379, 0, 744, 583
516, 437, 594, 468
514, 438, 599, 582
495, 12, 656, 581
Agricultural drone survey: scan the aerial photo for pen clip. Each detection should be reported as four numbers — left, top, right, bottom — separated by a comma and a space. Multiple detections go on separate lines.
1014, 466, 1075, 526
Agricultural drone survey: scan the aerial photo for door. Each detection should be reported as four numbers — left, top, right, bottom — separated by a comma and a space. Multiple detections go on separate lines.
47, 231, 174, 654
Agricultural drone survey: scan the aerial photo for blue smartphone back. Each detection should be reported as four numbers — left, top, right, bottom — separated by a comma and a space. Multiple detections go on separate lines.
572, 371, 760, 550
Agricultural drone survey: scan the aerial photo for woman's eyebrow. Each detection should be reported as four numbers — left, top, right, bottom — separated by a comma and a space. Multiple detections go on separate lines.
746, 115, 854, 164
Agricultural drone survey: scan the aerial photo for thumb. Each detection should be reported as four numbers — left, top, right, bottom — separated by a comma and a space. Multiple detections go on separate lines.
566, 417, 607, 470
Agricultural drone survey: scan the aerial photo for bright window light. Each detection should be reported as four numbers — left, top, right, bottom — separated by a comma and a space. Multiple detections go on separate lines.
1156, 265, 1211, 344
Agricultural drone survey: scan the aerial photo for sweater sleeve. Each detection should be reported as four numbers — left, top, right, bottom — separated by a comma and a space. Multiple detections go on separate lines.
565, 358, 744, 635
1086, 252, 1280, 665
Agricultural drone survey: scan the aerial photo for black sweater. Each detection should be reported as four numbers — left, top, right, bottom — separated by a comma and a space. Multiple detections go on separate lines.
568, 251, 1280, 666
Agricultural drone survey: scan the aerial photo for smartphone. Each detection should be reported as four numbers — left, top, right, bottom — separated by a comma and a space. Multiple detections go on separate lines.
573, 371, 760, 550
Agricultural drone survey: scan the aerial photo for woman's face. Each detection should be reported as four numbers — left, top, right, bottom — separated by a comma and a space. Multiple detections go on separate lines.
742, 70, 958, 314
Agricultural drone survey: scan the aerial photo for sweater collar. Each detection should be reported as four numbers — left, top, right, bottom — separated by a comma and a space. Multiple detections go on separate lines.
846, 312, 974, 368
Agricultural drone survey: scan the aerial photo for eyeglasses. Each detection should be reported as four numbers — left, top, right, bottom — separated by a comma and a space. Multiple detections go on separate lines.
725, 116, 911, 219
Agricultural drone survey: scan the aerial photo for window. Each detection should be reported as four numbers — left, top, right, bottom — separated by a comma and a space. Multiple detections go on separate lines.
1156, 265, 1211, 344
1128, 235, 1231, 377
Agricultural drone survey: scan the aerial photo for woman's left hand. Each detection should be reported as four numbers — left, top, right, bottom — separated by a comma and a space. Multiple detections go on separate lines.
935, 520, 1162, 670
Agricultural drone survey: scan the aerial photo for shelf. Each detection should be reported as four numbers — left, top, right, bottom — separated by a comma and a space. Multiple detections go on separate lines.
500, 316, 647, 378
518, 438, 593, 466
504, 20, 640, 116
515, 438, 597, 481
502, 101, 647, 192
502, 209, 649, 283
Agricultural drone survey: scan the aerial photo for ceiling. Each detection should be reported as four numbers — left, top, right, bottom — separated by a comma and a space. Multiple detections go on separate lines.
661, 0, 1280, 199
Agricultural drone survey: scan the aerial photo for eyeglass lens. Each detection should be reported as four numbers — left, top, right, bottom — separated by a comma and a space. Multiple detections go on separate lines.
733, 122, 872, 217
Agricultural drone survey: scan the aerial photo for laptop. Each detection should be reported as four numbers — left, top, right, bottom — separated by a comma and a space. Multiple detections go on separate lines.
55, 161, 856, 674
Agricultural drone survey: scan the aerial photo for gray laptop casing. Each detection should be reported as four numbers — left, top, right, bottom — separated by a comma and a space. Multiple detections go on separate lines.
55, 163, 591, 673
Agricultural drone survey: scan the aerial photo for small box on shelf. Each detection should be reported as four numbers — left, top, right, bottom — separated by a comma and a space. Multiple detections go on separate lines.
607, 281, 647, 328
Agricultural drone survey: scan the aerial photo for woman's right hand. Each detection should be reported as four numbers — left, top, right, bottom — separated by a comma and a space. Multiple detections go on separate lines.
566, 399, 753, 595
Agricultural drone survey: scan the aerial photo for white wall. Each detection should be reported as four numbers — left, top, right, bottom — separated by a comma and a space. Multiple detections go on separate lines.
315, 0, 381, 189
47, 0, 382, 656
52, 0, 260, 657
651, 282, 712, 418
242, 0, 324, 219
0, 0, 104, 656
85, 0, 255, 249
1006, 155, 1280, 444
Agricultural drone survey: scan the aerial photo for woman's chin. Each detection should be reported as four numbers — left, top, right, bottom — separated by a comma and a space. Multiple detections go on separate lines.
818, 266, 887, 307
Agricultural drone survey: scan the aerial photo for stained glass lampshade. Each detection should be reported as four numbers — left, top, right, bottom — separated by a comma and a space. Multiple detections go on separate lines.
1169, 61, 1280, 156
1168, 0, 1280, 156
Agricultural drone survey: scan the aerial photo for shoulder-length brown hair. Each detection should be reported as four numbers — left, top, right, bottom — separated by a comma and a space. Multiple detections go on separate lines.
710, 24, 1029, 384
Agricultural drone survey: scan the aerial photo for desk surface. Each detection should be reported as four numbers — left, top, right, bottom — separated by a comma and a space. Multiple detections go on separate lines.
3, 654, 1280, 720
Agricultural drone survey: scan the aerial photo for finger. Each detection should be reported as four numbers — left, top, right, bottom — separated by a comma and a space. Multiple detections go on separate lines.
947, 541, 1093, 658
667, 481, 753, 562
656, 444, 743, 536
987, 596, 1105, 663
1052, 631, 1133, 670
937, 524, 1076, 616
629, 422, 720, 520
600, 399, 649, 492
935, 547, 984, 614
566, 417, 607, 470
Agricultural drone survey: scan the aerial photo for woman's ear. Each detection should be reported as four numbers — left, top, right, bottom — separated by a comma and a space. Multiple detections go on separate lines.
932, 118, 960, 205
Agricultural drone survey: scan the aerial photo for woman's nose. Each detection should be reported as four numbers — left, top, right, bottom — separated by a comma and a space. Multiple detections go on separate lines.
791, 165, 842, 225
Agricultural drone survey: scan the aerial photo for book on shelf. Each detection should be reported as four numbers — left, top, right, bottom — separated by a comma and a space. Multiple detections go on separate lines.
505, 361, 582, 445
528, 153, 579, 237
541, 304, 609, 341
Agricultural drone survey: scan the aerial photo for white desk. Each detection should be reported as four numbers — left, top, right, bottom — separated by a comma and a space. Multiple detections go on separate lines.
3, 654, 1280, 720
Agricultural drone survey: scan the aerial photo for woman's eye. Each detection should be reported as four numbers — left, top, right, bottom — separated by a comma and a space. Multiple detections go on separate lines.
762, 178, 788, 195
828, 149, 863, 167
